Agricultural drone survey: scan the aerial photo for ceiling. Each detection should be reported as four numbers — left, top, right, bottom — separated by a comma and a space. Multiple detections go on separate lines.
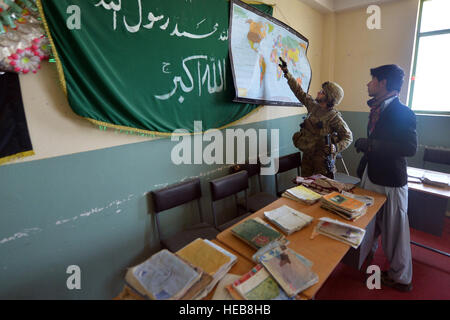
298, 0, 400, 13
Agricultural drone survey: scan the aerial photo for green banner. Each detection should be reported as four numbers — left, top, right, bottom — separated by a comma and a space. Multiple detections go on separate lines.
39, 0, 272, 135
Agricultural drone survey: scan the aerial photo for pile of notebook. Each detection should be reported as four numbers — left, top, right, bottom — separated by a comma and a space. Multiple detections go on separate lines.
295, 174, 356, 195
407, 167, 450, 188
320, 191, 367, 221
281, 185, 322, 205
422, 173, 450, 188
125, 239, 236, 300
314, 217, 366, 249
230, 217, 288, 250
263, 205, 314, 235
225, 244, 318, 300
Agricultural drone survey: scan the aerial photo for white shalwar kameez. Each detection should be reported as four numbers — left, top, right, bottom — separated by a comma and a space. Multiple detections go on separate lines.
361, 166, 413, 285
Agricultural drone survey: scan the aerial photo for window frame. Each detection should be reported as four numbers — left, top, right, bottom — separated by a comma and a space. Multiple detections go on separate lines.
408, 0, 450, 115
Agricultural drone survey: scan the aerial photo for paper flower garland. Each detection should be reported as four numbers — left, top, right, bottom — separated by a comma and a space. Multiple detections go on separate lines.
0, 0, 52, 75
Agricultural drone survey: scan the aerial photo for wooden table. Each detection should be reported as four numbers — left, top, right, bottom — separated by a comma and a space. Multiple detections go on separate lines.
407, 167, 450, 257
407, 166, 450, 236
216, 187, 386, 300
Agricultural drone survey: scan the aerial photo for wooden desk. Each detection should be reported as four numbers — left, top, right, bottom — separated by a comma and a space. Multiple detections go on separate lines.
407, 167, 450, 257
407, 167, 450, 236
216, 187, 386, 300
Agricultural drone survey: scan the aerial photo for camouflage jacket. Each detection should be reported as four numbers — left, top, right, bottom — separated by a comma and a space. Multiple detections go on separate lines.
286, 73, 353, 154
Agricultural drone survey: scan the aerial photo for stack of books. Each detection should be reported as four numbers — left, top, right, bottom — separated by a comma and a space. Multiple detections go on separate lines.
341, 191, 374, 207
125, 249, 208, 300
124, 239, 237, 300
231, 217, 286, 250
226, 244, 318, 300
264, 205, 314, 235
408, 167, 450, 188
176, 238, 237, 299
320, 192, 367, 221
282, 185, 322, 205
314, 217, 366, 249
226, 264, 295, 300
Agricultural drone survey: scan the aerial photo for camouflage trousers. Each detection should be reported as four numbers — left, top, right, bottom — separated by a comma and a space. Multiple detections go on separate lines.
301, 152, 336, 178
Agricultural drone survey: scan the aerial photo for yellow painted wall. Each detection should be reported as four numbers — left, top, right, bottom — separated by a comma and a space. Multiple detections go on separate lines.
11, 0, 325, 165
333, 0, 420, 111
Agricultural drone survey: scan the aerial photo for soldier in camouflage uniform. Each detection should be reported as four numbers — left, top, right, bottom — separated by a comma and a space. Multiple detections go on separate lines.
279, 59, 353, 178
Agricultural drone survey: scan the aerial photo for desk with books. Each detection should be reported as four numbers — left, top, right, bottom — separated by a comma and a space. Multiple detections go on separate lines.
407, 166, 450, 257
407, 166, 450, 235
216, 187, 387, 300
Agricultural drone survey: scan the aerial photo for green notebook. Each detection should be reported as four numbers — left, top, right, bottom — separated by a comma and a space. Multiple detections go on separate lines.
231, 218, 283, 250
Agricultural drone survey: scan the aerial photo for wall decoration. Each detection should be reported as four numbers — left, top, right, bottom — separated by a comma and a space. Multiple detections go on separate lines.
38, 0, 272, 135
0, 72, 34, 165
0, 0, 51, 74
229, 0, 312, 106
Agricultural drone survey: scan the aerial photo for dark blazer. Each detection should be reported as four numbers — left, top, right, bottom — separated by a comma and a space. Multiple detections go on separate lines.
357, 97, 417, 187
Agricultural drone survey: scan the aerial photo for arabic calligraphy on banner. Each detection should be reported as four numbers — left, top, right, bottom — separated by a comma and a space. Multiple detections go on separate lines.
39, 0, 272, 134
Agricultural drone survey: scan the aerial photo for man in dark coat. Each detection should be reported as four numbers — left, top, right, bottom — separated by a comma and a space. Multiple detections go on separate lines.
355, 64, 417, 292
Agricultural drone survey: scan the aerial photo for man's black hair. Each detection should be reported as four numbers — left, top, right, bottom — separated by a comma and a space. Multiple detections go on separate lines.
370, 64, 405, 92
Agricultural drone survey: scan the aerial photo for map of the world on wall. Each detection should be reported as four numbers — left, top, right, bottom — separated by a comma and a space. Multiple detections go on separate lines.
229, 0, 312, 107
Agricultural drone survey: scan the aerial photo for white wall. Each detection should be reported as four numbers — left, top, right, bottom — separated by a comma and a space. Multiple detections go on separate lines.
333, 0, 420, 111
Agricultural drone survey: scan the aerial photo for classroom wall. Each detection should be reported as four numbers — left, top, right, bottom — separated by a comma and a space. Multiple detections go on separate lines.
0, 0, 327, 299
330, 0, 450, 178
334, 0, 420, 111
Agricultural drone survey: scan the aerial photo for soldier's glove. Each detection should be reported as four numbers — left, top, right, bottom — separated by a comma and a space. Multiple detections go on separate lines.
324, 144, 337, 155
279, 57, 289, 76
355, 138, 370, 153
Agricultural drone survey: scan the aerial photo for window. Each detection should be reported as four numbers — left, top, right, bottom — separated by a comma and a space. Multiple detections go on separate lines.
409, 0, 450, 113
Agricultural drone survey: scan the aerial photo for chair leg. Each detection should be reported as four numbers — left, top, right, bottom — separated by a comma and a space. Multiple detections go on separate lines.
340, 157, 350, 176
211, 202, 218, 229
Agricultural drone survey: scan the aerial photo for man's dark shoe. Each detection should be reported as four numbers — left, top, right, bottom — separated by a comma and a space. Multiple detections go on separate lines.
381, 271, 413, 292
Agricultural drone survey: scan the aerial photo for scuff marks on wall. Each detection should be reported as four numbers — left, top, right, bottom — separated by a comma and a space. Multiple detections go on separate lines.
0, 228, 42, 245
0, 194, 135, 246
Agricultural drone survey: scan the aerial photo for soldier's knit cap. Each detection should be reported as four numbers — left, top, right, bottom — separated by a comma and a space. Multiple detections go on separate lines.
322, 81, 344, 106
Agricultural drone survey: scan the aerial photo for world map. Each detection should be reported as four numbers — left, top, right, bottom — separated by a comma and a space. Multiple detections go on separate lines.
230, 0, 312, 106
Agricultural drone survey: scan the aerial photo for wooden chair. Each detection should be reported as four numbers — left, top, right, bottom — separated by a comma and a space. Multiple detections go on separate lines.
230, 163, 278, 213
274, 152, 301, 197
210, 171, 253, 231
151, 178, 219, 252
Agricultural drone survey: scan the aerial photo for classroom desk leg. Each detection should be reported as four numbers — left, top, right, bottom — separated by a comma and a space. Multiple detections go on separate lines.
410, 241, 450, 257
408, 189, 449, 256
407, 189, 447, 237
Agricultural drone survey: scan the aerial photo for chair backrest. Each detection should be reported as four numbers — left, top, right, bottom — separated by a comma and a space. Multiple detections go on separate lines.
209, 171, 248, 228
151, 179, 204, 240
210, 170, 248, 201
274, 152, 301, 195
277, 152, 302, 174
152, 178, 202, 213
423, 147, 450, 166
230, 163, 263, 192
